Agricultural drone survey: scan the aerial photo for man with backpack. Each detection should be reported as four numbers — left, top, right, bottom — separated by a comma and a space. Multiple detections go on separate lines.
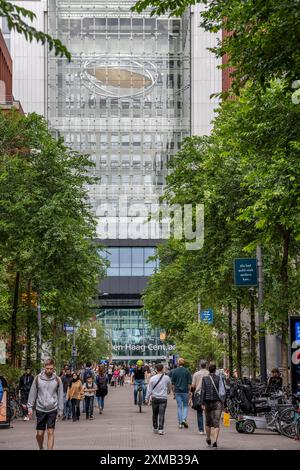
27, 358, 64, 450
96, 365, 108, 414
81, 361, 96, 383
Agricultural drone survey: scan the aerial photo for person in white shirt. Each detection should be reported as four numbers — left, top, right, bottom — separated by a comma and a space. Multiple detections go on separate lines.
191, 360, 209, 434
146, 364, 172, 435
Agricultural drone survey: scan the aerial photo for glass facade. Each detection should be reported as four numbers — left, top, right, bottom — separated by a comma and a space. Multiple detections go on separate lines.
103, 247, 158, 276
47, 0, 190, 237
47, 0, 190, 359
97, 308, 175, 361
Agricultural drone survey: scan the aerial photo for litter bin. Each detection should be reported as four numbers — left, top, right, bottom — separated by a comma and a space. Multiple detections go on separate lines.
0, 376, 10, 429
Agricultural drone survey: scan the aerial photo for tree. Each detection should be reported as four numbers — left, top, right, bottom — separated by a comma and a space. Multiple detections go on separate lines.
0, 110, 106, 366
132, 0, 300, 93
0, 0, 70, 60
175, 321, 225, 371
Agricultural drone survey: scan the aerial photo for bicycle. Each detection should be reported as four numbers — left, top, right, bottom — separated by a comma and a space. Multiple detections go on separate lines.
278, 397, 300, 439
8, 390, 26, 421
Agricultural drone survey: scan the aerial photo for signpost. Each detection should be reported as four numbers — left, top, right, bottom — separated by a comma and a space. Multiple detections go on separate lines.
0, 341, 6, 364
290, 316, 300, 396
234, 258, 258, 287
200, 309, 213, 324
64, 323, 75, 333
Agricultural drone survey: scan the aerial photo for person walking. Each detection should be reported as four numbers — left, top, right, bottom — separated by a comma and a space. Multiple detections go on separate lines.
200, 363, 226, 449
19, 367, 34, 421
61, 367, 73, 420
81, 361, 96, 383
146, 364, 172, 435
171, 358, 192, 429
27, 358, 63, 451
67, 372, 84, 422
96, 366, 108, 414
107, 364, 113, 384
83, 375, 97, 420
191, 360, 209, 435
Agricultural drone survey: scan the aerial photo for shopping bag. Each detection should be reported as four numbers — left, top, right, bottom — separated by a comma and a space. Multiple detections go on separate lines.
223, 411, 230, 427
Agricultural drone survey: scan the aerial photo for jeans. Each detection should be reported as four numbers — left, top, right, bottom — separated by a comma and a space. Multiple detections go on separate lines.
71, 398, 81, 421
84, 396, 94, 418
134, 380, 146, 403
152, 398, 167, 430
197, 408, 204, 432
96, 396, 105, 409
63, 392, 71, 419
175, 393, 189, 424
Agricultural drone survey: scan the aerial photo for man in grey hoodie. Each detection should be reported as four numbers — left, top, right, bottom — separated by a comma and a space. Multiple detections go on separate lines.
27, 358, 64, 450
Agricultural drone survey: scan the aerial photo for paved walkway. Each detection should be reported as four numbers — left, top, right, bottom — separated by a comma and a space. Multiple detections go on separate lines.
1, 383, 300, 450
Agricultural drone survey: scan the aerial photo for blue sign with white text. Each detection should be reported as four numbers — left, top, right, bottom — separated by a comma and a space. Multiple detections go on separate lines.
200, 309, 213, 324
295, 322, 300, 342
234, 258, 258, 287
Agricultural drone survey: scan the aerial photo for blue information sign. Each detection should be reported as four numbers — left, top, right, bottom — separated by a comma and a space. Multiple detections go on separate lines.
295, 322, 300, 342
234, 258, 258, 287
64, 323, 74, 333
200, 309, 213, 324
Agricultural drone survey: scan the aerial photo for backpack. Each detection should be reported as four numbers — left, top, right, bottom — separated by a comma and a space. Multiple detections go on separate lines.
83, 369, 95, 383
96, 375, 108, 396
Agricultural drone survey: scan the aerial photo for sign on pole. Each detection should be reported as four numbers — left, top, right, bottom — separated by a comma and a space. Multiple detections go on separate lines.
64, 323, 75, 333
90, 328, 97, 338
234, 258, 258, 287
200, 309, 213, 324
290, 316, 300, 396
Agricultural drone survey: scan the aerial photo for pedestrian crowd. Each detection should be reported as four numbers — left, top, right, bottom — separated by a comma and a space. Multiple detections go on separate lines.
0, 356, 283, 450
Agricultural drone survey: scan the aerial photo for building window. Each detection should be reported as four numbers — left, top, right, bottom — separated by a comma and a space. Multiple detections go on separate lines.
104, 247, 158, 276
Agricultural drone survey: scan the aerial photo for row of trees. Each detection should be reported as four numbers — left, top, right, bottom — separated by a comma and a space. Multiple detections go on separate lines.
133, 0, 300, 380
0, 111, 109, 370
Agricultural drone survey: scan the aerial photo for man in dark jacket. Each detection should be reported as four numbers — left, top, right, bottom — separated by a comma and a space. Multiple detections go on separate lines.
200, 363, 224, 448
61, 368, 73, 420
19, 367, 34, 421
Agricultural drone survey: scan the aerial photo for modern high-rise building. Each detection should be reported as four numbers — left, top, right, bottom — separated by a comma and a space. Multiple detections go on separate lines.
6, 1, 221, 363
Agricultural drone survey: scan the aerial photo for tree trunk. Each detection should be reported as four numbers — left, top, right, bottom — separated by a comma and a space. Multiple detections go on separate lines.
26, 280, 32, 367
10, 271, 20, 366
280, 229, 291, 386
228, 303, 233, 376
236, 299, 242, 379
250, 294, 256, 380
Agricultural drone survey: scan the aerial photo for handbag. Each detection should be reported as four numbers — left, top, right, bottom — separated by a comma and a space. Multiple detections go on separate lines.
209, 375, 226, 403
192, 390, 202, 410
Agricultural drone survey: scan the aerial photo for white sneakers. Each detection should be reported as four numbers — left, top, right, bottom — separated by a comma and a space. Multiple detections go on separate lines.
158, 429, 165, 435
23, 416, 29, 421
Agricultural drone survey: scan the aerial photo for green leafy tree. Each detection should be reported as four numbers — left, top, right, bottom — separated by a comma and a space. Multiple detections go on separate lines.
0, 110, 106, 367
133, 0, 300, 93
0, 0, 70, 60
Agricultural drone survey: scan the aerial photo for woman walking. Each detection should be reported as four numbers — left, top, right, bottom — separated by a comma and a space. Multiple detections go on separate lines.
96, 366, 108, 414
67, 372, 84, 422
83, 375, 97, 420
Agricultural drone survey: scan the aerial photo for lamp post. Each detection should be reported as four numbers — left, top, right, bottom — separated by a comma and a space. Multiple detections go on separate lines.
256, 245, 267, 383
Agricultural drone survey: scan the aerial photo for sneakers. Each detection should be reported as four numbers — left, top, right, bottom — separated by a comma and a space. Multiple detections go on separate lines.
158, 429, 165, 435
212, 442, 218, 449
199, 431, 204, 435
153, 428, 158, 434
206, 439, 211, 447
99, 408, 103, 414
178, 424, 183, 429
23, 416, 29, 421
182, 421, 188, 428
89, 416, 94, 420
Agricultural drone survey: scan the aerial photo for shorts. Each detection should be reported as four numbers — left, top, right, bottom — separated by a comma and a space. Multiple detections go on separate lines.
36, 410, 57, 431
204, 401, 223, 428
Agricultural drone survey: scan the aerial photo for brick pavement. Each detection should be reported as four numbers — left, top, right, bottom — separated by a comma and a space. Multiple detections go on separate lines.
0, 382, 300, 450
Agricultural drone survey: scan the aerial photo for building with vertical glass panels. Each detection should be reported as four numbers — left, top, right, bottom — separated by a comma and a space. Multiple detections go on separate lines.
46, 0, 191, 361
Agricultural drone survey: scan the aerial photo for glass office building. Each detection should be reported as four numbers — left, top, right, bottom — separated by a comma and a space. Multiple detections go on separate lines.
47, 0, 191, 361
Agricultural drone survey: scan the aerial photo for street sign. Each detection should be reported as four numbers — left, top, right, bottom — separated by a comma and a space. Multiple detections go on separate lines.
90, 328, 97, 338
72, 346, 77, 357
200, 309, 213, 324
64, 323, 74, 333
234, 258, 258, 287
